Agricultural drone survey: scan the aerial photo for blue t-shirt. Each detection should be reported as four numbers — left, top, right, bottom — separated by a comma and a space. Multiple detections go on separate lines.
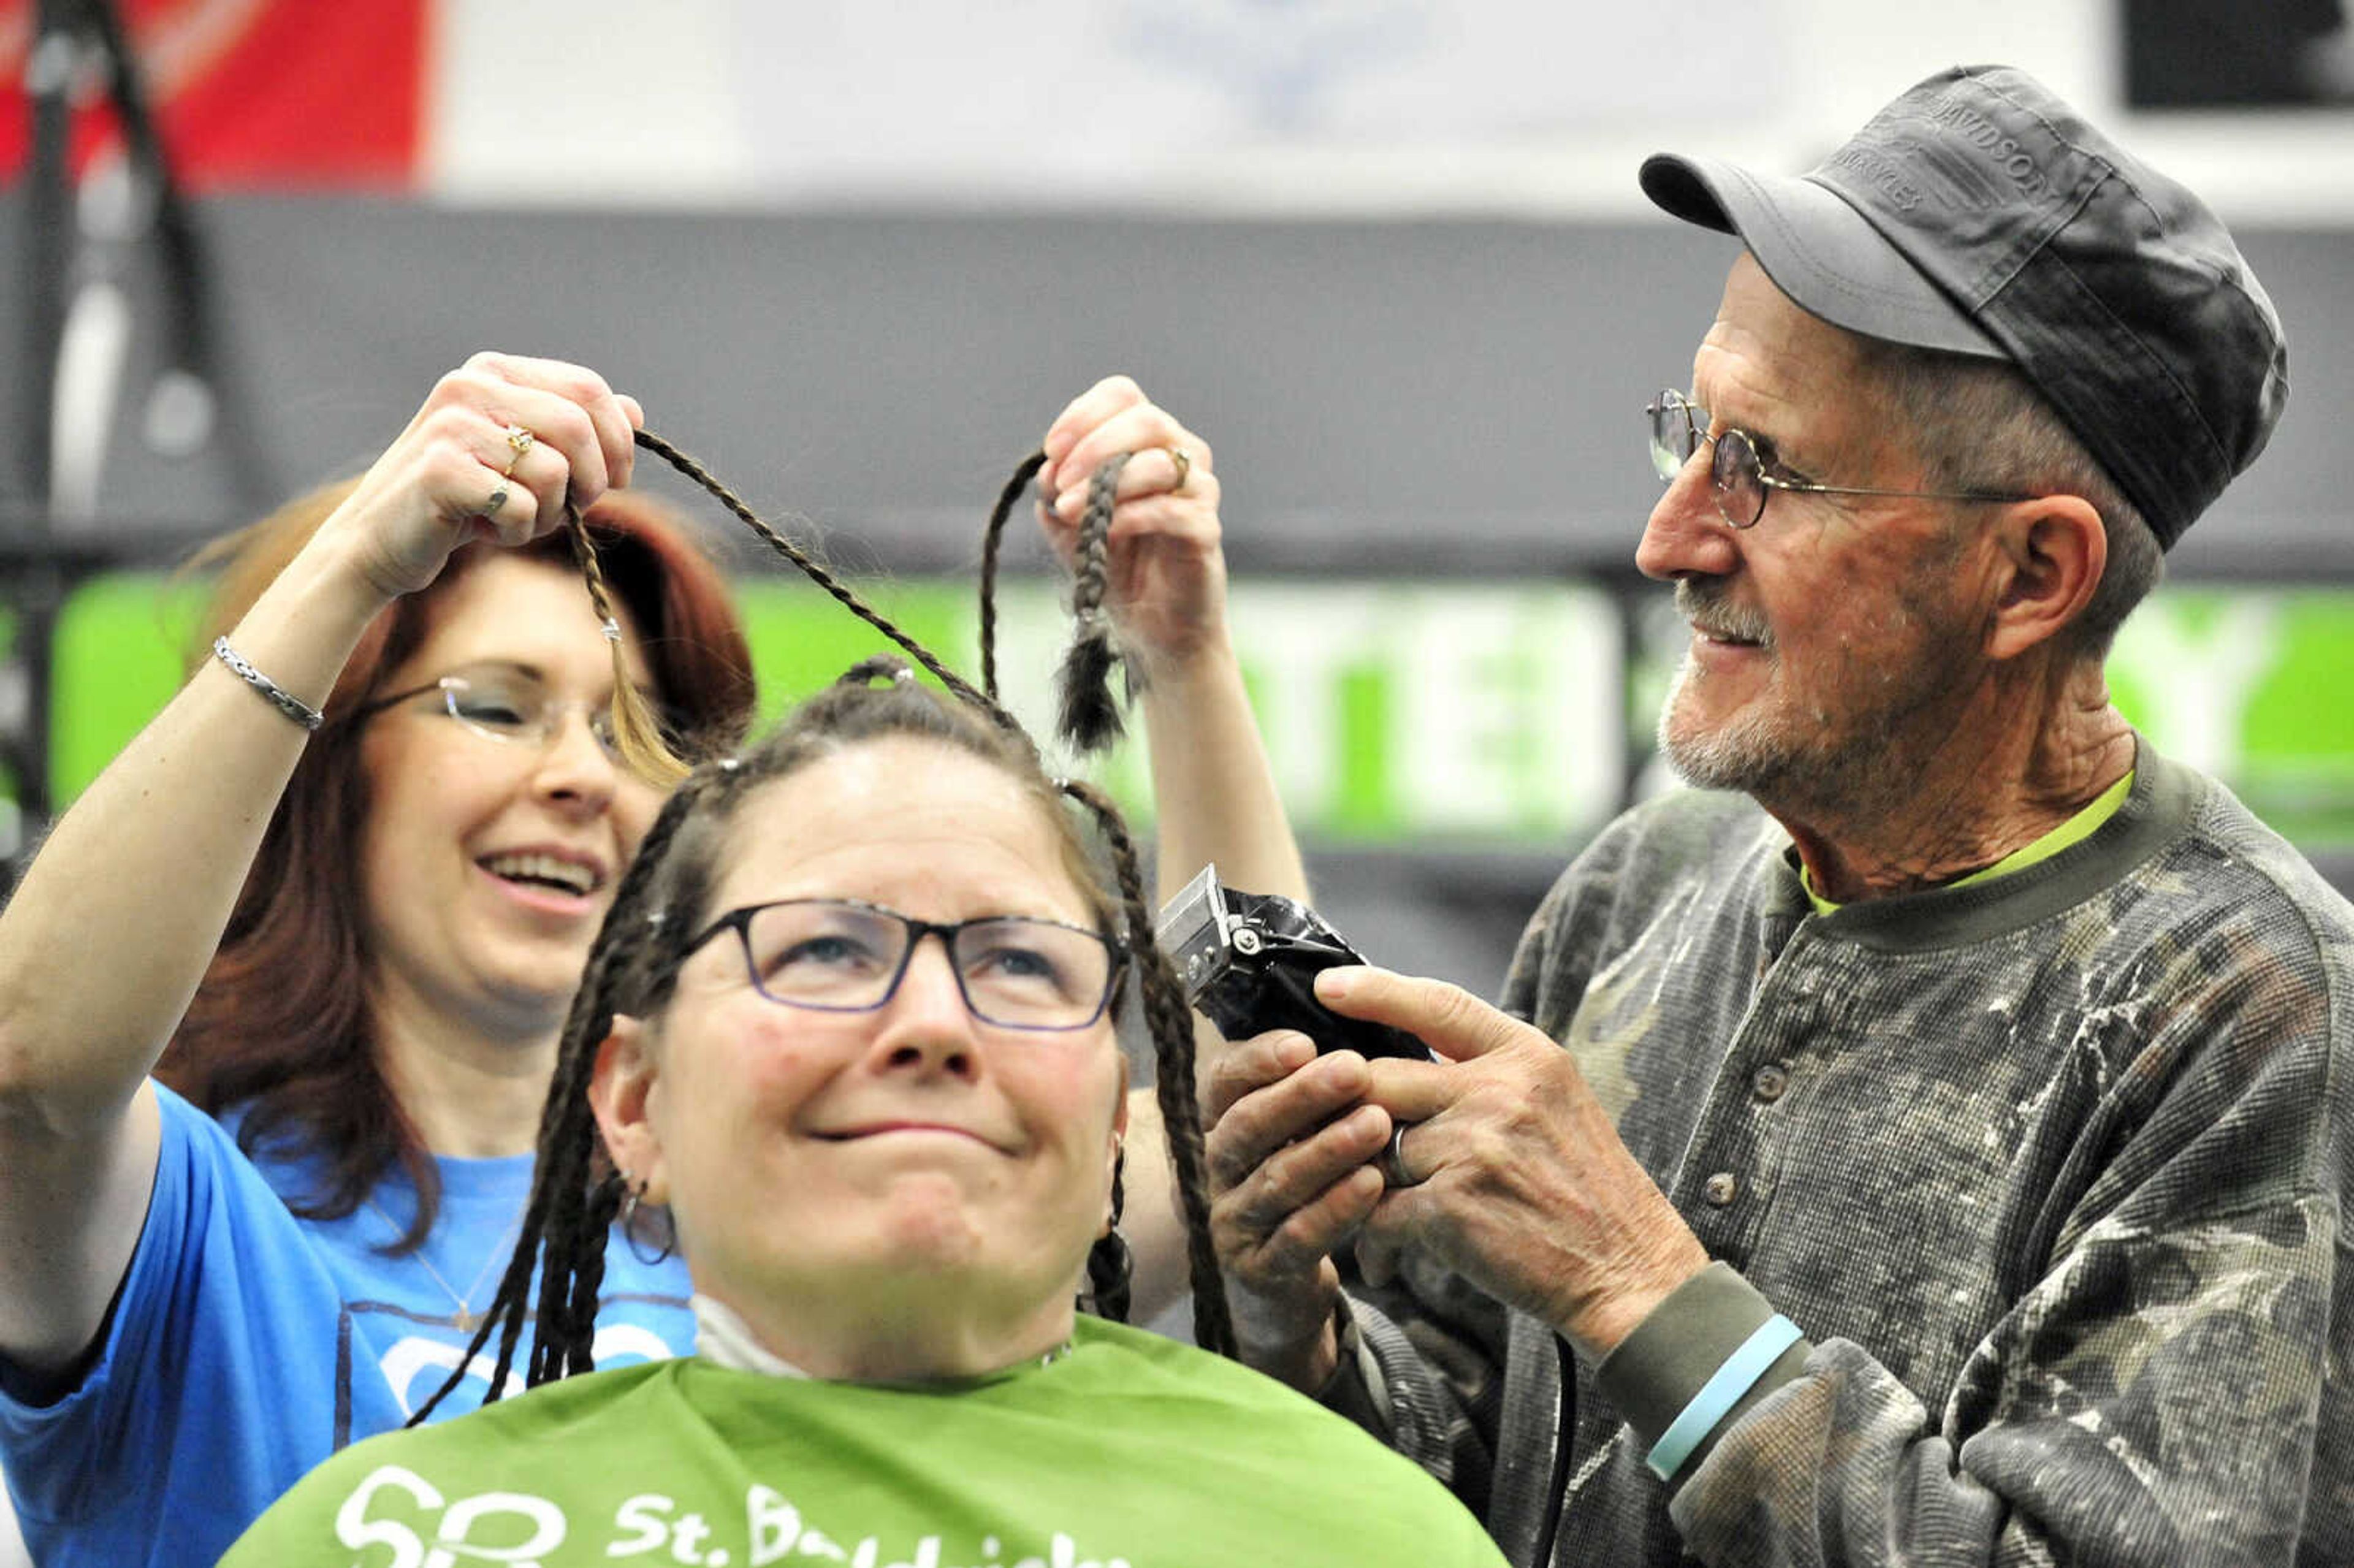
0, 1083, 693, 1568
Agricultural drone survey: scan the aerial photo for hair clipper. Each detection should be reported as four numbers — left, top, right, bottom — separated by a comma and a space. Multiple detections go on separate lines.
1153, 864, 1431, 1061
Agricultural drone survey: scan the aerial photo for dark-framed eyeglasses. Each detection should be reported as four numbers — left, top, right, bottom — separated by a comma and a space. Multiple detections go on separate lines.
677, 897, 1124, 1032
1647, 389, 2042, 530
357, 664, 667, 763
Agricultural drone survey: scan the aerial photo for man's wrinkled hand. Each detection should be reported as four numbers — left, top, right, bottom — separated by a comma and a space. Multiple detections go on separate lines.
1203, 1030, 1391, 1390
1324, 967, 1710, 1358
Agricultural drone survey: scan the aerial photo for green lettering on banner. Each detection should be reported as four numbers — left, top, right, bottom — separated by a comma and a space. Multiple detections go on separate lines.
17, 574, 2352, 856
980, 579, 1623, 845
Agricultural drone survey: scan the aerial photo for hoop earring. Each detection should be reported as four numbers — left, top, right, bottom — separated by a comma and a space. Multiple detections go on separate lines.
615, 1171, 676, 1266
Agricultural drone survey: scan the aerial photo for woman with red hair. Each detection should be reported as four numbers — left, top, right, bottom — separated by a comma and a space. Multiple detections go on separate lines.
0, 352, 755, 1568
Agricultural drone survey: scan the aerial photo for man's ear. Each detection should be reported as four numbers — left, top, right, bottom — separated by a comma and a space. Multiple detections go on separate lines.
1984, 493, 2108, 662
590, 1014, 669, 1205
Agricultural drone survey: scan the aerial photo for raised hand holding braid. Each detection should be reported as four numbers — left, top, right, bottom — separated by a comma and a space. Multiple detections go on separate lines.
1036, 375, 1229, 675
325, 351, 643, 604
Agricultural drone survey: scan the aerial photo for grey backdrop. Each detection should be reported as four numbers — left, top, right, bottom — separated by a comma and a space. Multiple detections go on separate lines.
7, 202, 2348, 570
4, 200, 2350, 988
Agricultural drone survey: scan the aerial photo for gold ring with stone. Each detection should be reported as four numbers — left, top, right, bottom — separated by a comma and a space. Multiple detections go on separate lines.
1167, 445, 1192, 493
501, 424, 536, 477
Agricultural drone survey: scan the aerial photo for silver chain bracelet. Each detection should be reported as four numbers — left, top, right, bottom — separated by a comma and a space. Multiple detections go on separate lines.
211, 636, 324, 732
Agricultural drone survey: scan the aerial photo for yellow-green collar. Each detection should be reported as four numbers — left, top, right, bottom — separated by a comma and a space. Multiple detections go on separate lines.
1801, 771, 2135, 916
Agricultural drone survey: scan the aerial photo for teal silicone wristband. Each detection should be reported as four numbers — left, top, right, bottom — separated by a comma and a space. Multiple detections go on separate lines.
1644, 1313, 1804, 1482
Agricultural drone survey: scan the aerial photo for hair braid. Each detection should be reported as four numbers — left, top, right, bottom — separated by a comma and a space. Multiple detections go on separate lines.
524, 782, 714, 1390
565, 504, 691, 787
1083, 1151, 1133, 1324
1058, 776, 1235, 1358
557, 1171, 627, 1371
526, 1130, 596, 1385
404, 986, 598, 1422
979, 451, 1049, 702
1054, 454, 1130, 753
530, 773, 722, 1388
630, 428, 1011, 723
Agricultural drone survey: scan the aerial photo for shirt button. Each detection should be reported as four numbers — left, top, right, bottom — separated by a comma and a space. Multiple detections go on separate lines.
1703, 1171, 1739, 1207
1751, 1064, 1789, 1102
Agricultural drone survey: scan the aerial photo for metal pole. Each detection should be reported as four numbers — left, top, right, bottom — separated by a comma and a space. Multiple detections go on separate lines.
13, 0, 83, 516
4, 0, 91, 835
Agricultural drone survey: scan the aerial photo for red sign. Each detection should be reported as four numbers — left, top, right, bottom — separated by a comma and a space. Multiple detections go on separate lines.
0, 0, 427, 189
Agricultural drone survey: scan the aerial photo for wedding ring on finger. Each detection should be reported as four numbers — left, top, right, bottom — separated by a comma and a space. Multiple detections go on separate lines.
501, 423, 536, 477
1379, 1124, 1420, 1189
1165, 444, 1194, 494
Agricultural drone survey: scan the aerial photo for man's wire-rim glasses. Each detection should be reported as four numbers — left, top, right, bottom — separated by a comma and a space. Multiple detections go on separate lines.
1647, 389, 2042, 530
676, 896, 1124, 1032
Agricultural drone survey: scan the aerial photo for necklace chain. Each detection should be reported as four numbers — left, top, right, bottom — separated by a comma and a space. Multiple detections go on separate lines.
364, 1197, 522, 1332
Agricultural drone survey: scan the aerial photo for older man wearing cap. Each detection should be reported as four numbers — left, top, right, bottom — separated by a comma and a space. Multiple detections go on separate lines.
1183, 63, 2350, 1567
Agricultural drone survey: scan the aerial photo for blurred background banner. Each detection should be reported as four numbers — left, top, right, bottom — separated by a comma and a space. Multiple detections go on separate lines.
0, 0, 1781, 202
0, 0, 2348, 206
715, 0, 1775, 205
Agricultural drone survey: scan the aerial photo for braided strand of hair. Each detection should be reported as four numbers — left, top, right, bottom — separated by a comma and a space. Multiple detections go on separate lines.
525, 1078, 600, 1385
1058, 776, 1235, 1358
557, 1170, 627, 1372
405, 972, 601, 1421
630, 428, 1019, 731
525, 773, 720, 1390
1083, 1152, 1134, 1324
564, 504, 690, 787
1054, 453, 1129, 753
979, 450, 1049, 702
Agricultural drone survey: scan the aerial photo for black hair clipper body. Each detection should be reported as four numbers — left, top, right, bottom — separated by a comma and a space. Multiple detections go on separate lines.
1154, 865, 1432, 1062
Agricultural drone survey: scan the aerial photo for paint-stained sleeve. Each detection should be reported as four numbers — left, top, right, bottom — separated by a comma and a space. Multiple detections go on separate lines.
1665, 908, 2347, 1567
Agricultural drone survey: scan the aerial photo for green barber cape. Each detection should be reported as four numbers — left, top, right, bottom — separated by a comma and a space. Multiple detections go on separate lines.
221, 1315, 1507, 1567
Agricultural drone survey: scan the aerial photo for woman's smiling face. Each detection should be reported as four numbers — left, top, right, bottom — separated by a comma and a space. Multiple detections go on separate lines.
355, 554, 661, 1045
593, 736, 1126, 1374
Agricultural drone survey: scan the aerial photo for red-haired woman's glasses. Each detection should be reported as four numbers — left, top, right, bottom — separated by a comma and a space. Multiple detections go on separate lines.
358, 665, 647, 761
1647, 389, 2040, 530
